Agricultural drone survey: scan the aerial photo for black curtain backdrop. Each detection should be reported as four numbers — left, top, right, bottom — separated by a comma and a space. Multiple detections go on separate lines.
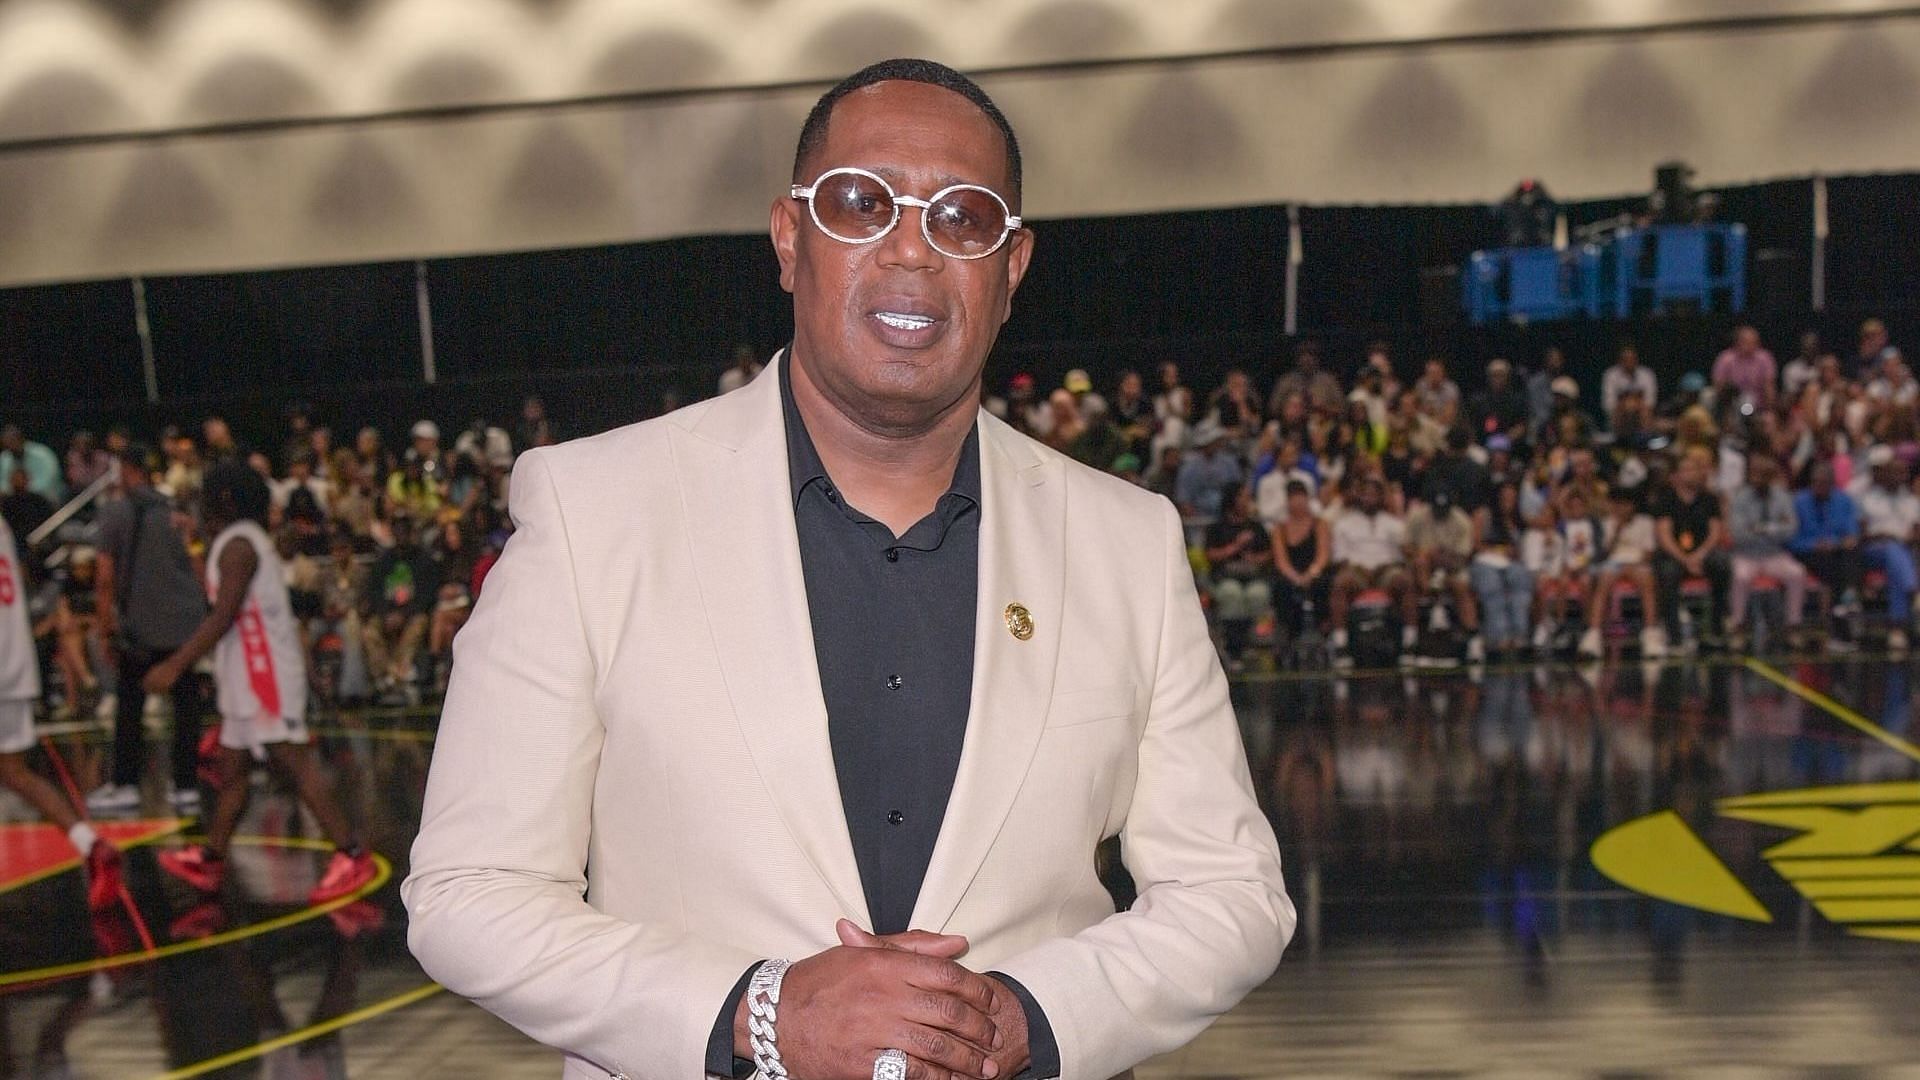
6, 174, 1917, 454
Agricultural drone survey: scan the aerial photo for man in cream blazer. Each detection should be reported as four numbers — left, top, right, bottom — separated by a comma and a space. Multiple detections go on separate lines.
404, 60, 1291, 1080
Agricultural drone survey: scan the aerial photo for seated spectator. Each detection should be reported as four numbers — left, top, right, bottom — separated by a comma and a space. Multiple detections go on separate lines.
1726, 454, 1808, 650
1063, 368, 1108, 422
1269, 343, 1341, 420
1174, 422, 1241, 521
1532, 488, 1603, 653
1209, 369, 1264, 444
1521, 502, 1566, 652
1713, 325, 1777, 414
1379, 427, 1418, 503
1, 469, 54, 565
310, 529, 371, 702
1781, 331, 1823, 401
1412, 357, 1460, 429
1273, 481, 1332, 639
1556, 446, 1609, 515
1652, 447, 1732, 650
1867, 354, 1919, 410
1255, 434, 1317, 527
1392, 386, 1447, 459
1609, 386, 1656, 449
1580, 488, 1663, 659
1109, 369, 1156, 458
1041, 388, 1084, 453
1329, 476, 1412, 664
1468, 358, 1530, 446
161, 434, 205, 503
65, 431, 112, 495
0, 426, 63, 503
1065, 401, 1126, 472
1420, 427, 1492, 515
272, 451, 329, 524
1527, 347, 1570, 436
1344, 393, 1388, 458
1542, 377, 1596, 452
1150, 362, 1192, 465
1203, 486, 1275, 666
362, 516, 440, 703
1145, 445, 1183, 503
1153, 361, 1193, 430
1405, 491, 1483, 662
1855, 447, 1920, 650
386, 452, 444, 522
50, 547, 103, 714
1471, 480, 1534, 657
1789, 460, 1861, 616
1601, 344, 1658, 429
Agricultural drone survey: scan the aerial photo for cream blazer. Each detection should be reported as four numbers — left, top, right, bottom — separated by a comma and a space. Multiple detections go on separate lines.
403, 356, 1293, 1079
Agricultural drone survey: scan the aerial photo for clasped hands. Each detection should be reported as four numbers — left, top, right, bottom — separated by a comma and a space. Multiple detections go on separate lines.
735, 919, 1031, 1080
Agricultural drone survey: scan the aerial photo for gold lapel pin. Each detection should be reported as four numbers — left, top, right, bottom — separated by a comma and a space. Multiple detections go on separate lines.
1004, 602, 1034, 641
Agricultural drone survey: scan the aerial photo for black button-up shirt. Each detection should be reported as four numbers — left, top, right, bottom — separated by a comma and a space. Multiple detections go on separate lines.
705, 359, 1057, 1077
788, 372, 982, 934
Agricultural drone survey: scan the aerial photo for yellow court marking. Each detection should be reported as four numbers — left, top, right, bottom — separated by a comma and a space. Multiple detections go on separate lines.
153, 982, 445, 1080
0, 819, 186, 898
1775, 855, 1920, 879
1589, 809, 1773, 922
0, 837, 391, 989
1742, 658, 1920, 766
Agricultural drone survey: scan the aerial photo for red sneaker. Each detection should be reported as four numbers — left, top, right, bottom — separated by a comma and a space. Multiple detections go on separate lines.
308, 850, 376, 905
85, 840, 125, 913
157, 845, 226, 893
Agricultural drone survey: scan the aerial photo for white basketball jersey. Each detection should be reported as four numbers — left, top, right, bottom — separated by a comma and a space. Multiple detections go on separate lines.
0, 518, 38, 703
206, 521, 307, 722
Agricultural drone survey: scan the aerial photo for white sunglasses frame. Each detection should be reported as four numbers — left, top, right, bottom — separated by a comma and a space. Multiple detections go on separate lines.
790, 166, 1023, 261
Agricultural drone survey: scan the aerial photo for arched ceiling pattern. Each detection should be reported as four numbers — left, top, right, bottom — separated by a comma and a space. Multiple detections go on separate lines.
0, 0, 1914, 285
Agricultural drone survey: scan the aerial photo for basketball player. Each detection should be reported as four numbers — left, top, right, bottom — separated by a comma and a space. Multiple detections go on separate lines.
0, 512, 122, 910
146, 462, 375, 905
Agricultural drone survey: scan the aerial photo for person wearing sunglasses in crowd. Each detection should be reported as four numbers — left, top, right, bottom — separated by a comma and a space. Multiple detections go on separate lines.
405, 59, 1291, 1080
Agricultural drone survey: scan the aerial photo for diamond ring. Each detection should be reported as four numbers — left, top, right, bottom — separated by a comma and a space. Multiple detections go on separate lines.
872, 1048, 909, 1080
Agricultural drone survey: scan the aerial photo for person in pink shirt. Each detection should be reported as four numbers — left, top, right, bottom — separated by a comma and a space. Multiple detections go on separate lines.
1712, 325, 1777, 411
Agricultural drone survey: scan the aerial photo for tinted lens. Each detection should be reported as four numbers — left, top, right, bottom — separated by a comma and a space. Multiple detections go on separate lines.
925, 187, 1009, 258
811, 171, 896, 241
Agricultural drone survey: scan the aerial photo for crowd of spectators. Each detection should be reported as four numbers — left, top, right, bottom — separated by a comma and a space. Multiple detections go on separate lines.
4, 316, 1916, 714
985, 318, 1916, 670
6, 395, 557, 716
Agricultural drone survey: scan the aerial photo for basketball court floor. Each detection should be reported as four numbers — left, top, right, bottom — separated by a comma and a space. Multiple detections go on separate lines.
4, 653, 1919, 1079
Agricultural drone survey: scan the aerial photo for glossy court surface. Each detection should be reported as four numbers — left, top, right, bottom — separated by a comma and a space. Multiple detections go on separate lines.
4, 654, 1920, 1079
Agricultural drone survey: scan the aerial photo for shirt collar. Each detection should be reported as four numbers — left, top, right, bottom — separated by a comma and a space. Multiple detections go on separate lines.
780, 350, 983, 510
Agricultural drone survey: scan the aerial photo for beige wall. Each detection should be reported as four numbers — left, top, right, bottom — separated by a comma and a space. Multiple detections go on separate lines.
0, 1, 1914, 286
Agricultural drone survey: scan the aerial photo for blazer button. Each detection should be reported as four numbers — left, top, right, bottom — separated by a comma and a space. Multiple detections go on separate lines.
887, 810, 905, 826
886, 674, 903, 690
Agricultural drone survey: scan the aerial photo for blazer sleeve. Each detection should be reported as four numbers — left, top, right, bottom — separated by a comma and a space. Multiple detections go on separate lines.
402, 449, 758, 1080
992, 499, 1295, 1080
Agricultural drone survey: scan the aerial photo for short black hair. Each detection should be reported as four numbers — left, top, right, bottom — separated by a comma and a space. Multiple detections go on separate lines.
793, 58, 1021, 201
202, 460, 271, 528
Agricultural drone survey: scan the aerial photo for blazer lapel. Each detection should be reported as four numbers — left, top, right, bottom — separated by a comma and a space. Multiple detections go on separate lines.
911, 414, 1065, 932
670, 356, 871, 928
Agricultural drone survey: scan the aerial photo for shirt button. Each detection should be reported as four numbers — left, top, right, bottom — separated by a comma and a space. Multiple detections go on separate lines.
887, 810, 905, 826
825, 487, 839, 504
885, 548, 900, 562
886, 674, 903, 691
